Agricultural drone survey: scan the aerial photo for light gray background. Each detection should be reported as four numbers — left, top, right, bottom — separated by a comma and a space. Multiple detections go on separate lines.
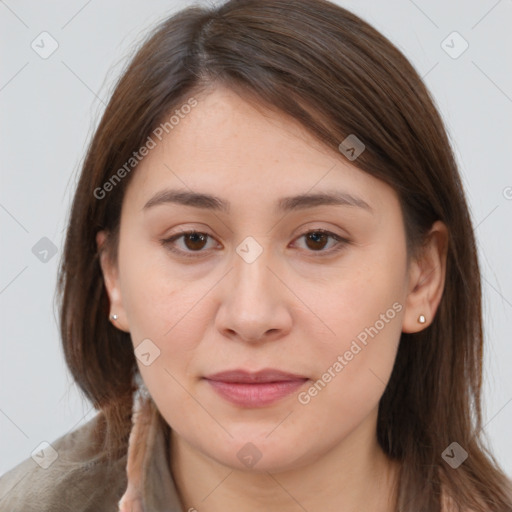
1, 0, 511, 478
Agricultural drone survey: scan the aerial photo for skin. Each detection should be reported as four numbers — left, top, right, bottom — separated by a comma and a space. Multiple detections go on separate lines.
97, 85, 448, 512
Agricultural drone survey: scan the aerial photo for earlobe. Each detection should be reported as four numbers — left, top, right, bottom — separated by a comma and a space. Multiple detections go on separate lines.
402, 221, 449, 333
96, 230, 130, 333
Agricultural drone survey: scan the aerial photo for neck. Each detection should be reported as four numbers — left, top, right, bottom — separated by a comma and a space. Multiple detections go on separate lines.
169, 413, 400, 512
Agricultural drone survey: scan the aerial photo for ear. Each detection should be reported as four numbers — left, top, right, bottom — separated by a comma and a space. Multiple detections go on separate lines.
402, 220, 449, 333
96, 230, 130, 333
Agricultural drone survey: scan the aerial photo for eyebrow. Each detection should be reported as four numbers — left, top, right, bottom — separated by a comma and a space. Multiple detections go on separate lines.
143, 189, 373, 214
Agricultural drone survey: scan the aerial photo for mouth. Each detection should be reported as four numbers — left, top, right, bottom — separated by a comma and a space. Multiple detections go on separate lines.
203, 369, 309, 408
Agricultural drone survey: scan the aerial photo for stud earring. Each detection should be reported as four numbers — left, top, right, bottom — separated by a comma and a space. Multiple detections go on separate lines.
110, 313, 118, 321
418, 314, 426, 324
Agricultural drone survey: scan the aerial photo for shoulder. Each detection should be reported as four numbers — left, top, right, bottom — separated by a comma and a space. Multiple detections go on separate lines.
0, 412, 128, 512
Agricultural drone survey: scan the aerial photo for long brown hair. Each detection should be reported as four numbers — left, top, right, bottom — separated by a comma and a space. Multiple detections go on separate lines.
57, 0, 512, 509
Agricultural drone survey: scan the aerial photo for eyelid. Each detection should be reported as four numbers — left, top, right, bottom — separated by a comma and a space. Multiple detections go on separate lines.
160, 228, 350, 259
160, 230, 219, 259
290, 229, 349, 255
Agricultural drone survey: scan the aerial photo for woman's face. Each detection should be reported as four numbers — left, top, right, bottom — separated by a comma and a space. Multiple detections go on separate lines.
100, 86, 422, 472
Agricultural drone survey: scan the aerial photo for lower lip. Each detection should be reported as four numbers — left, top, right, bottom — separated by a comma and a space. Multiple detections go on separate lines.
205, 379, 308, 407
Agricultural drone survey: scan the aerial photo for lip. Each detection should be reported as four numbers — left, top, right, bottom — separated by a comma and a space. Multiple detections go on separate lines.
203, 369, 309, 407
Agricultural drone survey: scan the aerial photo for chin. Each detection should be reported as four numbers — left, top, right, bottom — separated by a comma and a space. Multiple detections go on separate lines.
199, 431, 321, 474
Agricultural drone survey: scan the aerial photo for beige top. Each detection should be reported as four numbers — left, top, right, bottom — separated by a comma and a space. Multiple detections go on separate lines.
0, 397, 183, 512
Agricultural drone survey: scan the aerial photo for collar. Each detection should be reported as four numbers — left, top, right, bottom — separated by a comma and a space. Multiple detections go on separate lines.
118, 391, 184, 512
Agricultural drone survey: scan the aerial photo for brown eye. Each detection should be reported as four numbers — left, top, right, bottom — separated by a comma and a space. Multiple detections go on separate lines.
294, 229, 348, 256
182, 232, 208, 251
304, 231, 330, 251
161, 230, 217, 258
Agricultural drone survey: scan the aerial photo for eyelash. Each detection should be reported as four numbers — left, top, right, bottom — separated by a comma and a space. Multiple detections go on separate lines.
159, 229, 349, 259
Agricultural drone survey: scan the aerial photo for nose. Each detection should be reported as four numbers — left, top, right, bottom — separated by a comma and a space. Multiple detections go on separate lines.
214, 245, 293, 344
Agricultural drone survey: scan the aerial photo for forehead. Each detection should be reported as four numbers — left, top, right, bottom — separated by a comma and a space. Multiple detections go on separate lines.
122, 86, 396, 214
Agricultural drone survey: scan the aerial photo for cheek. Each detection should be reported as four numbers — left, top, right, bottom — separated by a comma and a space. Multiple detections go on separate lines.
297, 247, 406, 412
117, 237, 203, 340
297, 298, 403, 440
306, 250, 406, 352
117, 239, 219, 397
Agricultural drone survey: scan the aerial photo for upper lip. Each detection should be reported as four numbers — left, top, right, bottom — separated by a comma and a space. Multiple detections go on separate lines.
204, 369, 308, 383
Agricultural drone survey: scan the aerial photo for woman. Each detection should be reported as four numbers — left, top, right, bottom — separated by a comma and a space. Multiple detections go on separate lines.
1, 0, 510, 510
